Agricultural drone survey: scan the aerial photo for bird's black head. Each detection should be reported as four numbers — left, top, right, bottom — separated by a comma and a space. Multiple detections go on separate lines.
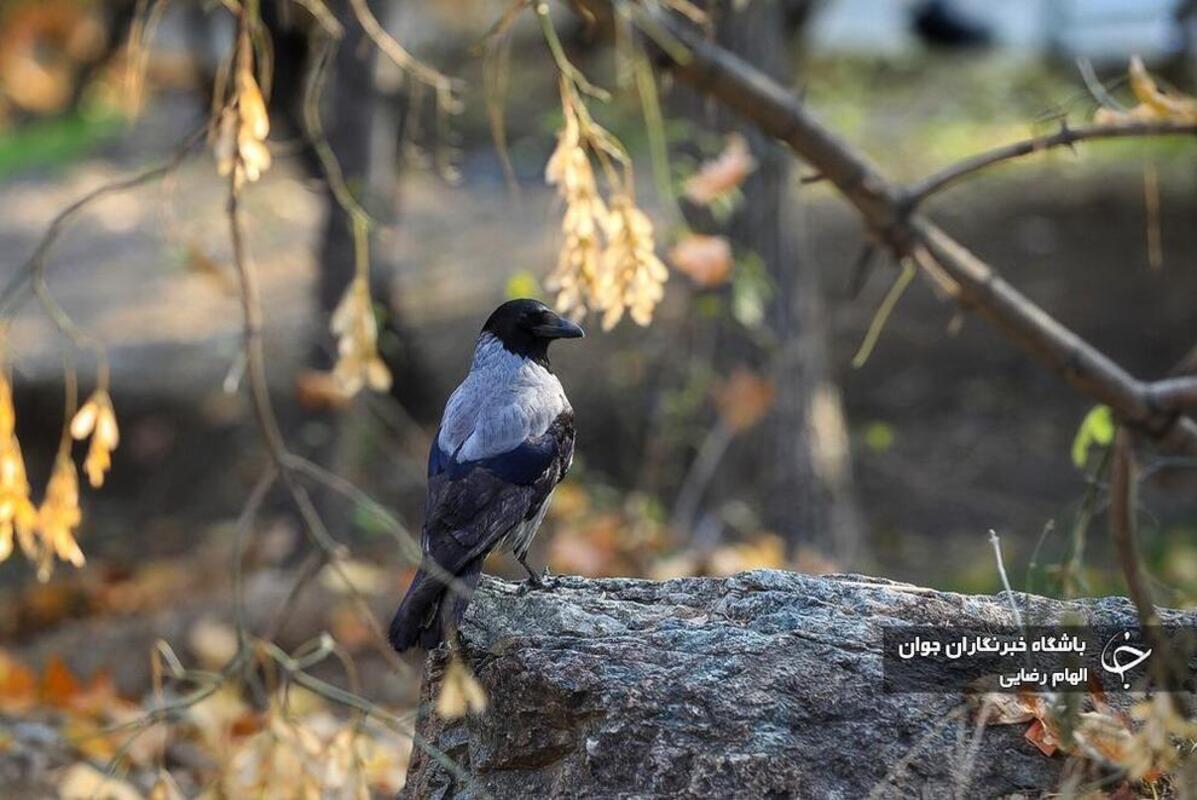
481, 298, 584, 366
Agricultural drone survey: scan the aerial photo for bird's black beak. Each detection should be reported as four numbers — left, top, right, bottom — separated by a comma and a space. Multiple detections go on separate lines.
533, 314, 585, 340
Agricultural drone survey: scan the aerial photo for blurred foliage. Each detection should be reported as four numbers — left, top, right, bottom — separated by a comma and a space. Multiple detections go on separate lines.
0, 108, 121, 179
803, 55, 1197, 182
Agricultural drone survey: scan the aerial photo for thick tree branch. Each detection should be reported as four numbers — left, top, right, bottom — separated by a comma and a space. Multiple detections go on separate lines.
621, 6, 1197, 454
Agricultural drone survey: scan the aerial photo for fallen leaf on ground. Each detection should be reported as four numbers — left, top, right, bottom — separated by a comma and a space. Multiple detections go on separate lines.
58, 763, 143, 800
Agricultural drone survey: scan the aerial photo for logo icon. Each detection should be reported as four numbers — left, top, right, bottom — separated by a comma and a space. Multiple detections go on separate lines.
1100, 630, 1152, 689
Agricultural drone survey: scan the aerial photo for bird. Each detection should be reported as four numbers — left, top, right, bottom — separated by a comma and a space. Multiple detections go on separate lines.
389, 298, 584, 652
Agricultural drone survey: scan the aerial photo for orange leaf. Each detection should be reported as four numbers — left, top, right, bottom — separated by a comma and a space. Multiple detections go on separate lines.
0, 650, 37, 713
713, 369, 774, 432
683, 133, 757, 206
669, 234, 733, 287
41, 654, 81, 708
1024, 718, 1060, 757
295, 369, 352, 411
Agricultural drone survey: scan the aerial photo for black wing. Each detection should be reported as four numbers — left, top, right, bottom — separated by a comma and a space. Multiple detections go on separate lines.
423, 410, 574, 574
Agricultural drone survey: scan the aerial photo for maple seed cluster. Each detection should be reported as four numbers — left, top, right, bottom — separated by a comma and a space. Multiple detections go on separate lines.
71, 390, 119, 488
330, 275, 393, 397
436, 656, 488, 719
1094, 56, 1197, 126
0, 373, 37, 562
545, 89, 668, 331
0, 370, 111, 580
213, 45, 272, 186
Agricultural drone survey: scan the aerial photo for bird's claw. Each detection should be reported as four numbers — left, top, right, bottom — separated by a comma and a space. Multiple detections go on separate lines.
518, 568, 557, 593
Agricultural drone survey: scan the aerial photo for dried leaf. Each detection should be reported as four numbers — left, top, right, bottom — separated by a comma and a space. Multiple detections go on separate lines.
669, 234, 733, 287
58, 764, 143, 800
71, 391, 119, 488
188, 618, 239, 669
329, 277, 392, 397
41, 654, 81, 708
713, 369, 775, 432
35, 453, 85, 580
0, 650, 37, 713
683, 133, 757, 206
294, 369, 352, 411
319, 559, 391, 596
1094, 56, 1197, 125
437, 657, 487, 719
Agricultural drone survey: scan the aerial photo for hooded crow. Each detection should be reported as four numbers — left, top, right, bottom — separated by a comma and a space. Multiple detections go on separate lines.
388, 299, 584, 652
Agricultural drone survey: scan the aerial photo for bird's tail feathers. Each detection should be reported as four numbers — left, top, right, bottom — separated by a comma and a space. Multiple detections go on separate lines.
388, 562, 483, 652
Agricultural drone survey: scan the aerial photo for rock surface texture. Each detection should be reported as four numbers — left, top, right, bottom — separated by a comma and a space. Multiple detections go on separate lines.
401, 570, 1196, 799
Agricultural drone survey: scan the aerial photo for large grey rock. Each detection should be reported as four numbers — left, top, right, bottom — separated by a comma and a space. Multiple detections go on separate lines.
401, 570, 1197, 799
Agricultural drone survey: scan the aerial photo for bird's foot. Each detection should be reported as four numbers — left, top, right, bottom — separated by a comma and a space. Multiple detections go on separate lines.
516, 565, 557, 593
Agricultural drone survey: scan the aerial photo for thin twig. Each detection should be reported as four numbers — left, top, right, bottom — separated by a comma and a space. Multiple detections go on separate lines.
987, 529, 1024, 633
851, 258, 915, 368
907, 120, 1197, 206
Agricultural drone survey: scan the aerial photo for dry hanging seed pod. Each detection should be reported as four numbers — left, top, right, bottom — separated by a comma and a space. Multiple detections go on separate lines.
545, 98, 607, 321
544, 82, 668, 328
436, 656, 488, 719
213, 40, 272, 186
598, 193, 668, 329
70, 390, 119, 488
35, 452, 84, 581
329, 275, 392, 397
0, 372, 37, 562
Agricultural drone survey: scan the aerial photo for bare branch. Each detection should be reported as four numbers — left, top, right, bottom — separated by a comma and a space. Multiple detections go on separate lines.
1146, 375, 1197, 411
611, 5, 1197, 454
907, 120, 1197, 206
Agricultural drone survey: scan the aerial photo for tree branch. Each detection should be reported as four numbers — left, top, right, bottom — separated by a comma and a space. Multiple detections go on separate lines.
619, 6, 1197, 454
907, 121, 1197, 205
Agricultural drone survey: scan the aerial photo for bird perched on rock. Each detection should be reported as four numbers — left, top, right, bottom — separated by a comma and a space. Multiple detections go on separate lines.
389, 299, 584, 652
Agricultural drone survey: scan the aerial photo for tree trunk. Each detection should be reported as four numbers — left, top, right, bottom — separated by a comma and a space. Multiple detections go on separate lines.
674, 1, 863, 564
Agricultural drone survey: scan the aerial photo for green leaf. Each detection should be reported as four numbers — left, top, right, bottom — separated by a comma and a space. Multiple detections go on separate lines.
863, 421, 895, 452
1071, 405, 1114, 469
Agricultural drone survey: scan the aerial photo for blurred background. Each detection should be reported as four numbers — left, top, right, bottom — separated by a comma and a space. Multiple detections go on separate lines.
1, 0, 1197, 790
